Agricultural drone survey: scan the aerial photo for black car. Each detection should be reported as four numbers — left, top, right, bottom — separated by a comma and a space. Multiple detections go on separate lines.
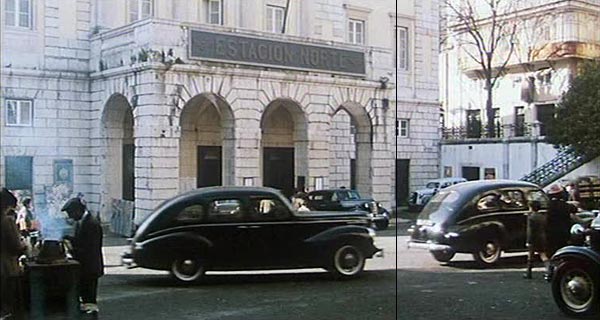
407, 180, 548, 266
122, 187, 382, 283
548, 213, 600, 318
305, 189, 390, 230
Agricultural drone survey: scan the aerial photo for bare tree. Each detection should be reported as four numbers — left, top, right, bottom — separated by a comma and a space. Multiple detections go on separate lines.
444, 0, 519, 138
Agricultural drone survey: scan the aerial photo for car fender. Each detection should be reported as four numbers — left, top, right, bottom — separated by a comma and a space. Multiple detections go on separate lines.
140, 231, 213, 255
305, 225, 372, 246
551, 245, 600, 266
455, 221, 508, 249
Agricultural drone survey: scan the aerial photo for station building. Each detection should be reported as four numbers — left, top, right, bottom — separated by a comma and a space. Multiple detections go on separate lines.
1, 0, 441, 223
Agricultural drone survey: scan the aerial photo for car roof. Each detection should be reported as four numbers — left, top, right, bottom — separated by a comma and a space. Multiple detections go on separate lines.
308, 189, 358, 193
427, 177, 467, 183
156, 186, 283, 208
445, 179, 540, 195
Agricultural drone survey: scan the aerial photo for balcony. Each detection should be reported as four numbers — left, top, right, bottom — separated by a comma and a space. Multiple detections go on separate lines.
442, 122, 545, 142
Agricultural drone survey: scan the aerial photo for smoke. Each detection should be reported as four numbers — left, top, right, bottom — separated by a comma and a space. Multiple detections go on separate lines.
36, 209, 72, 241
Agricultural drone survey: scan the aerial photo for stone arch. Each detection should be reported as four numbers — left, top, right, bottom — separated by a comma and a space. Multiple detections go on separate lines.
329, 101, 373, 196
99, 93, 135, 219
179, 93, 235, 192
260, 98, 308, 198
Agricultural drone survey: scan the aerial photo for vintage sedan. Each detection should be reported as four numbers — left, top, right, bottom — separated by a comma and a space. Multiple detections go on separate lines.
305, 189, 390, 230
407, 180, 548, 266
122, 187, 382, 282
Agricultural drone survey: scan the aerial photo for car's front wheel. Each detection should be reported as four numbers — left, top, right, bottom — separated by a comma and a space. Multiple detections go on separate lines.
329, 244, 366, 279
552, 260, 600, 317
473, 238, 502, 266
171, 256, 205, 283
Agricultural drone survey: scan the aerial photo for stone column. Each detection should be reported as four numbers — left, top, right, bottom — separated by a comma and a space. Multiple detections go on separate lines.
305, 103, 331, 190
133, 71, 180, 224
231, 100, 261, 186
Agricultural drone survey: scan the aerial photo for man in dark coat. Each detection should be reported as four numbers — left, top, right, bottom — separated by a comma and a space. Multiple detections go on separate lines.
62, 197, 104, 314
545, 184, 579, 256
1, 187, 26, 319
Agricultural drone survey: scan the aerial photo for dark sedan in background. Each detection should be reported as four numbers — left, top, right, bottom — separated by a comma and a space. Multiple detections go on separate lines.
122, 187, 382, 283
407, 180, 547, 266
305, 189, 390, 230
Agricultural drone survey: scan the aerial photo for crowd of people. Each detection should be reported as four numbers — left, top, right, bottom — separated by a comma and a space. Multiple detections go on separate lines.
0, 187, 104, 319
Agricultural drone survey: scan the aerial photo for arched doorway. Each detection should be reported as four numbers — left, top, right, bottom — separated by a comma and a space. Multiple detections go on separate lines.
260, 99, 308, 198
329, 103, 372, 195
101, 94, 135, 202
179, 93, 235, 192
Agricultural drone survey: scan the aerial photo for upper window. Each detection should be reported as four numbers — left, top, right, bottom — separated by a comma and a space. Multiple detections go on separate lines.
129, 0, 153, 22
266, 5, 284, 33
348, 19, 364, 45
175, 204, 205, 223
396, 26, 409, 70
207, 0, 223, 25
5, 0, 32, 28
5, 99, 32, 126
398, 119, 409, 138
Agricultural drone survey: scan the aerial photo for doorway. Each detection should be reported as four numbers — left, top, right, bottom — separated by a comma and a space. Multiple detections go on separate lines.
396, 159, 410, 205
263, 147, 294, 198
122, 144, 135, 200
462, 166, 480, 181
197, 146, 222, 188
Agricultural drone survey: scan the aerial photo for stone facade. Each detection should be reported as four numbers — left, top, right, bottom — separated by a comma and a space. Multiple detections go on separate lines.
440, 0, 600, 181
1, 0, 440, 223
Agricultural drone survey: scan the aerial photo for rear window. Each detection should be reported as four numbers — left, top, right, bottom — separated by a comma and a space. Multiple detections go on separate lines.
337, 190, 361, 200
426, 182, 440, 189
418, 190, 461, 222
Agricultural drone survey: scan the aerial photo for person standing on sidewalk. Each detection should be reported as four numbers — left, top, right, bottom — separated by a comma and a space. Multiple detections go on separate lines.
524, 200, 550, 279
1, 188, 26, 320
61, 197, 104, 315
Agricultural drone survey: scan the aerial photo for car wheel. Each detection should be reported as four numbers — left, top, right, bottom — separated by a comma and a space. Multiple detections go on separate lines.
552, 261, 600, 317
171, 256, 205, 283
375, 219, 389, 230
329, 244, 365, 279
431, 250, 455, 263
473, 239, 502, 266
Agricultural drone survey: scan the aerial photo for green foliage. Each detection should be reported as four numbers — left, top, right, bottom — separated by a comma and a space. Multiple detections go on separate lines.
546, 60, 600, 157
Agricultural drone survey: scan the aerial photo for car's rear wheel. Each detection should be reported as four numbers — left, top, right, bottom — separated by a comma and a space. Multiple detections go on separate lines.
473, 238, 502, 266
171, 256, 205, 283
431, 250, 455, 263
329, 244, 365, 279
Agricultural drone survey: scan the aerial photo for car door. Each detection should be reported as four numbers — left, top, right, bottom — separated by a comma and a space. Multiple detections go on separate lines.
495, 189, 529, 250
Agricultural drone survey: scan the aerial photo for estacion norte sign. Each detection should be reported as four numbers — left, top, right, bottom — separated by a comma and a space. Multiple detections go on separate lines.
189, 30, 366, 76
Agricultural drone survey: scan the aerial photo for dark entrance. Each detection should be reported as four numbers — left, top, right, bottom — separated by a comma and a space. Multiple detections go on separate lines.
122, 144, 135, 201
263, 147, 294, 198
462, 166, 480, 181
350, 159, 356, 190
395, 159, 410, 205
197, 146, 222, 188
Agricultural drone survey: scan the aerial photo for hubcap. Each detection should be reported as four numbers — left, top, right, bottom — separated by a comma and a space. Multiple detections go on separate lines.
335, 246, 364, 275
561, 270, 594, 311
479, 241, 500, 263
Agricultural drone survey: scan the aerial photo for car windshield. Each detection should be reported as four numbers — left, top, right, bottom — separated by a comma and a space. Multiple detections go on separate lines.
418, 190, 461, 223
337, 190, 361, 200
425, 182, 440, 189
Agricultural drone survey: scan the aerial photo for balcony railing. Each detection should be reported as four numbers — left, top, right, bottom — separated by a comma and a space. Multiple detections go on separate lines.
442, 122, 540, 141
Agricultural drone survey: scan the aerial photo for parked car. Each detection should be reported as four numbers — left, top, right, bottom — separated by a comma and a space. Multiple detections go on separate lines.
408, 177, 467, 212
547, 212, 600, 318
407, 180, 547, 266
122, 186, 382, 283
305, 189, 390, 230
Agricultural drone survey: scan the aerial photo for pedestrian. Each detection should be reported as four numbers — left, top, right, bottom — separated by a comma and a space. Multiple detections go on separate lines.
61, 197, 104, 315
524, 200, 549, 279
565, 182, 581, 202
545, 184, 580, 256
1, 187, 26, 320
291, 187, 308, 209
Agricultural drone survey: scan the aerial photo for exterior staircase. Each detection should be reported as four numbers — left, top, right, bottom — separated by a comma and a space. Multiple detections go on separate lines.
520, 147, 593, 187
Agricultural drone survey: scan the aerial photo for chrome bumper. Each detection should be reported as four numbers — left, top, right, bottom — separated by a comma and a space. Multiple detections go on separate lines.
407, 240, 452, 252
121, 253, 137, 269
